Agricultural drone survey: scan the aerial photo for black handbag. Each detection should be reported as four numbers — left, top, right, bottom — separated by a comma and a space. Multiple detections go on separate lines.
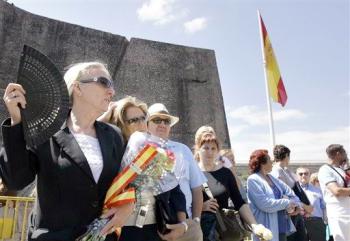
215, 209, 250, 241
203, 182, 251, 241
155, 195, 177, 235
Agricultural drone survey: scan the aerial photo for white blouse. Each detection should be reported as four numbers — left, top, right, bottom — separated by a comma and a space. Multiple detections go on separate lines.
72, 132, 103, 183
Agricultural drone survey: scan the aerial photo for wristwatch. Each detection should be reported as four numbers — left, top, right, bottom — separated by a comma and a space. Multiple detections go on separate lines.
180, 221, 188, 233
193, 217, 201, 224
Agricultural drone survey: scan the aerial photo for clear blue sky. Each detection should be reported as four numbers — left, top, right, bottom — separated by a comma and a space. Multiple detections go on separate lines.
9, 0, 349, 162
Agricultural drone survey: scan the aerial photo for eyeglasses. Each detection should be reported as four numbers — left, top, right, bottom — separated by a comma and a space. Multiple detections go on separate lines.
150, 118, 171, 125
298, 172, 309, 176
126, 116, 146, 125
80, 76, 113, 89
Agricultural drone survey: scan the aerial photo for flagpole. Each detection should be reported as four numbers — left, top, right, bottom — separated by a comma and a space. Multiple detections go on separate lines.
257, 10, 276, 151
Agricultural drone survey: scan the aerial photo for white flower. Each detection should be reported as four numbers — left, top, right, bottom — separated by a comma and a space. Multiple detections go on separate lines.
251, 224, 273, 241
156, 147, 166, 155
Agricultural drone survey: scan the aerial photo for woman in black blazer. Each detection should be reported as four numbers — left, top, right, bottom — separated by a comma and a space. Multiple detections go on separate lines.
0, 62, 134, 241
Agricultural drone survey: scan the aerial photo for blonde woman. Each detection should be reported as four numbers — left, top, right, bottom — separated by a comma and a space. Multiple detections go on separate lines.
309, 172, 320, 188
99, 96, 148, 142
100, 98, 187, 241
194, 125, 215, 150
194, 126, 244, 202
197, 134, 264, 241
194, 126, 232, 169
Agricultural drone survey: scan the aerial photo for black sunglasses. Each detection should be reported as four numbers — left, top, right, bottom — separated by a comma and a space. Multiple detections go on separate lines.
150, 118, 171, 125
80, 76, 113, 88
126, 116, 146, 125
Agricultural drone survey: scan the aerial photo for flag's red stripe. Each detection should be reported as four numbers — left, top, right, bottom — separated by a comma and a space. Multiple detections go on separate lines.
260, 15, 267, 43
105, 198, 135, 209
277, 77, 288, 107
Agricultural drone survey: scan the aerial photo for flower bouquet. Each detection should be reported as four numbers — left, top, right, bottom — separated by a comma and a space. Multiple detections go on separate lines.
76, 132, 177, 241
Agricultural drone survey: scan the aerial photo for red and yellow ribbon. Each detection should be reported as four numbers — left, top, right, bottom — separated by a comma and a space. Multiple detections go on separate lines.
103, 144, 158, 236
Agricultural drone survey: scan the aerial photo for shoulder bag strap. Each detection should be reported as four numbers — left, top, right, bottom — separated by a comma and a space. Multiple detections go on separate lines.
202, 180, 228, 232
327, 164, 347, 188
202, 182, 214, 199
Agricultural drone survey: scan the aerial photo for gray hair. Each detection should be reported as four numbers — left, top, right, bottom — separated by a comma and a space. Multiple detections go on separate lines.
63, 62, 111, 101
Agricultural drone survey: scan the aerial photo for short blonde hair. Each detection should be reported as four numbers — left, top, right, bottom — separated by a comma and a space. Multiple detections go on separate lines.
194, 125, 216, 160
111, 96, 148, 140
309, 172, 319, 186
199, 135, 220, 149
194, 133, 220, 161
63, 62, 110, 100
194, 125, 215, 146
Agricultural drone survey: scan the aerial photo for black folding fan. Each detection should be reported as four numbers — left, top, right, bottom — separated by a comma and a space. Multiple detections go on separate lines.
17, 45, 70, 147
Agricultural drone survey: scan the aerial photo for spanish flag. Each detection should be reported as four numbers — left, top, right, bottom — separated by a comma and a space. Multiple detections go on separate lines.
259, 13, 288, 107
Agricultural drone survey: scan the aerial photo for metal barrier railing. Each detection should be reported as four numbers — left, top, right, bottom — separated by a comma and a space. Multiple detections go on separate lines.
0, 195, 253, 241
0, 196, 35, 241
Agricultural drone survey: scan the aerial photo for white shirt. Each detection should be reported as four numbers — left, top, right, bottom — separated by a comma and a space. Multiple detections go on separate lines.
72, 133, 103, 183
318, 164, 350, 217
167, 140, 207, 218
299, 183, 326, 218
271, 165, 297, 188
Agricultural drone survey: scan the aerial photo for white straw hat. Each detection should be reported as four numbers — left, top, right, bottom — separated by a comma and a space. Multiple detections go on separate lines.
148, 103, 179, 127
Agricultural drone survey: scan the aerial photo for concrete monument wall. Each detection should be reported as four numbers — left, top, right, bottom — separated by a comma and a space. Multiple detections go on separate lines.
0, 0, 230, 148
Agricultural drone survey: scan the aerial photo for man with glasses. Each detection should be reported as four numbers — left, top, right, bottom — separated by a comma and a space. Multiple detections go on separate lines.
296, 167, 327, 241
318, 144, 350, 241
147, 103, 206, 241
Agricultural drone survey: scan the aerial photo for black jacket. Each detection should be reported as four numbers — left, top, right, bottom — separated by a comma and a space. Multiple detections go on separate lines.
0, 119, 124, 241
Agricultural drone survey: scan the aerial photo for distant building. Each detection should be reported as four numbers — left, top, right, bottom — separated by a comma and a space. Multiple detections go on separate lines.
236, 162, 324, 182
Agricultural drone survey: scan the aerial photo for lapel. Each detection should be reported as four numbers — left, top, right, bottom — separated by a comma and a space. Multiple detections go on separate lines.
53, 126, 95, 182
53, 121, 117, 185
94, 121, 115, 186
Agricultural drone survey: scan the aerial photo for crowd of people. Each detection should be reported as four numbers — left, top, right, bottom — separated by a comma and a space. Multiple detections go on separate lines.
0, 61, 349, 241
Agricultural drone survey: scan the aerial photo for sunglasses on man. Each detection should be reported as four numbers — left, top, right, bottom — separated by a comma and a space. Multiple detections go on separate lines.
80, 76, 113, 89
150, 118, 171, 125
126, 116, 146, 125
297, 172, 309, 176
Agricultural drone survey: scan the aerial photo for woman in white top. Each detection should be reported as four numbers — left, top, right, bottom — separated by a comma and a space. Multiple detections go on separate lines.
0, 62, 133, 240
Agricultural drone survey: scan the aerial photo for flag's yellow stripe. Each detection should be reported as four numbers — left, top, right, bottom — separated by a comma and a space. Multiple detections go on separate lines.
107, 190, 135, 205
264, 35, 282, 103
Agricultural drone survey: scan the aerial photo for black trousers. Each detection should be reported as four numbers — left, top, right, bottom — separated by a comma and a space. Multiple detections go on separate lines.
119, 224, 162, 241
304, 217, 326, 241
287, 214, 308, 241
